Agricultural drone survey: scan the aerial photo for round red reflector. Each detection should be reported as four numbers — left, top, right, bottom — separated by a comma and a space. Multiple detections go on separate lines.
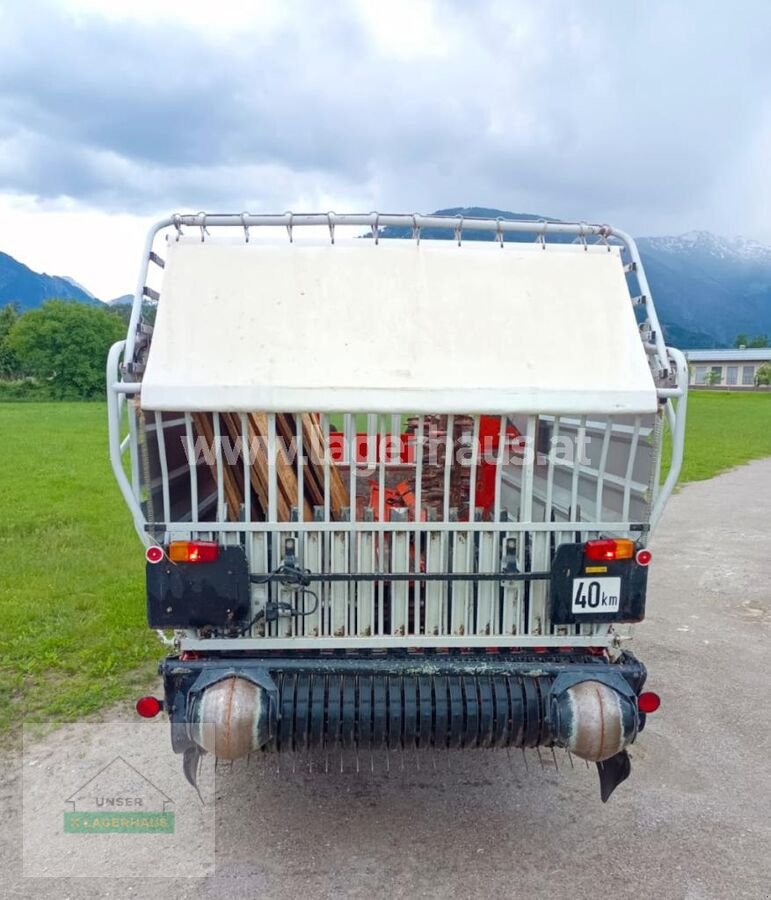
636, 548, 652, 567
638, 691, 660, 714
135, 696, 162, 718
146, 545, 164, 564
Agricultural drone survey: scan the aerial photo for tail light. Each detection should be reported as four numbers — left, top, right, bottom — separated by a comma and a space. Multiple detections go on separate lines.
584, 538, 635, 561
145, 545, 164, 564
135, 696, 162, 718
638, 691, 660, 714
636, 548, 652, 566
168, 540, 219, 563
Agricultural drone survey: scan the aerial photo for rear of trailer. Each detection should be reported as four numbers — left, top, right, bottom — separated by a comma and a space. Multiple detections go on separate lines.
108, 212, 687, 801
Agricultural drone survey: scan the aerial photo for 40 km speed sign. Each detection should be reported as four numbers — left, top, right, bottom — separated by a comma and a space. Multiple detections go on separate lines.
571, 577, 621, 614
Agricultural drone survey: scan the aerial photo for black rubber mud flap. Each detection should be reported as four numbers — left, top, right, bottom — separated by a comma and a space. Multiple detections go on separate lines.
183, 746, 204, 802
596, 750, 631, 802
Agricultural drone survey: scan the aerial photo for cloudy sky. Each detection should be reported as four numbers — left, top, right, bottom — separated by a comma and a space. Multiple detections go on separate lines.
1, 0, 770, 298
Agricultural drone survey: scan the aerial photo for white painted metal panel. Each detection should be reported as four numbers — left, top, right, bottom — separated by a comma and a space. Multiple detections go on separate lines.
141, 237, 657, 415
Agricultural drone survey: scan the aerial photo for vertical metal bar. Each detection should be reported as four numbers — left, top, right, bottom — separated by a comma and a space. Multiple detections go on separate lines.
304, 510, 324, 637
414, 415, 424, 518
501, 515, 519, 635
249, 533, 267, 637
476, 526, 497, 635
240, 413, 251, 523
377, 415, 386, 634
346, 413, 356, 526
184, 412, 198, 523
213, 412, 225, 522
467, 415, 480, 520
127, 402, 140, 497
413, 415, 424, 634
331, 509, 349, 636
153, 412, 171, 524
519, 417, 536, 528
450, 512, 470, 635
595, 417, 613, 521
294, 413, 303, 524
568, 416, 586, 638
357, 509, 375, 636
390, 508, 409, 635
443, 414, 454, 522
322, 414, 331, 523
520, 416, 539, 635
279, 525, 295, 639
267, 414, 278, 523
424, 516, 442, 636
493, 414, 507, 523
345, 413, 356, 636
267, 413, 279, 636
623, 416, 642, 521
544, 417, 559, 524
570, 416, 587, 521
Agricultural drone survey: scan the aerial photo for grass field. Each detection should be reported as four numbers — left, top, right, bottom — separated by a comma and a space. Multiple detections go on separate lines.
1, 391, 770, 737
668, 390, 771, 482
0, 403, 159, 739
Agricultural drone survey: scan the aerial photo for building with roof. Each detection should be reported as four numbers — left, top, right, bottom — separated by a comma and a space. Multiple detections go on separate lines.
684, 348, 771, 388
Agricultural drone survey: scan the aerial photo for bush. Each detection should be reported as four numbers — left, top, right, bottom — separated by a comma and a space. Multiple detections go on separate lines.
7, 300, 126, 400
0, 379, 54, 401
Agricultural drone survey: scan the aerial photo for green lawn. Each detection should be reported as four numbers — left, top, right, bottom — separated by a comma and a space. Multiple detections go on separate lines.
671, 390, 771, 483
1, 392, 770, 738
0, 403, 158, 739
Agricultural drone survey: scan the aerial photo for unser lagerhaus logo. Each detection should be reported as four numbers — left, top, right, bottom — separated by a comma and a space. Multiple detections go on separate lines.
63, 756, 174, 834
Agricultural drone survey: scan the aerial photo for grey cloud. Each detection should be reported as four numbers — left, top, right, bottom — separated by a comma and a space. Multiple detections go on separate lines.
0, 0, 769, 235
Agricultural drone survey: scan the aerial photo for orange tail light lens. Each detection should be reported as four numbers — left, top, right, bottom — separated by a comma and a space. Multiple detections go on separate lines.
584, 538, 635, 561
168, 540, 219, 563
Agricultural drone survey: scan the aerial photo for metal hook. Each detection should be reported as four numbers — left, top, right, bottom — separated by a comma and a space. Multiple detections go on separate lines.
371, 212, 380, 246
197, 211, 209, 243
496, 217, 504, 248
241, 211, 250, 243
412, 213, 421, 245
285, 211, 294, 243
578, 221, 588, 249
173, 214, 183, 242
454, 214, 463, 246
327, 211, 336, 245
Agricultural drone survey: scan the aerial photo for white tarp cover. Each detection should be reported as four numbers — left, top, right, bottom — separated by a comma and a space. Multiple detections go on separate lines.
140, 236, 658, 414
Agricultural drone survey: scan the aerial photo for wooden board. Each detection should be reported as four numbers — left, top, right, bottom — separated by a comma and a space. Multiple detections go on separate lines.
191, 412, 243, 522
301, 413, 349, 518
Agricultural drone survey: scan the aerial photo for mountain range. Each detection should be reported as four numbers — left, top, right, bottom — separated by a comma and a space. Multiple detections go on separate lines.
2, 207, 770, 348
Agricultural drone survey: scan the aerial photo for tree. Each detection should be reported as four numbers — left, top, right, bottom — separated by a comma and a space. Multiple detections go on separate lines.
734, 333, 769, 348
755, 364, 771, 386
0, 302, 20, 377
7, 300, 126, 399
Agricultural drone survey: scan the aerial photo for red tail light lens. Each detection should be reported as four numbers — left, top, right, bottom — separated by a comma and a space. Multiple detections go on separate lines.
168, 541, 219, 563
638, 691, 660, 714
145, 545, 164, 564
135, 696, 162, 718
636, 548, 652, 567
584, 539, 635, 561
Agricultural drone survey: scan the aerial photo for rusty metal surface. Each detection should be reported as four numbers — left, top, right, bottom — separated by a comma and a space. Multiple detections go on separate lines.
565, 680, 626, 761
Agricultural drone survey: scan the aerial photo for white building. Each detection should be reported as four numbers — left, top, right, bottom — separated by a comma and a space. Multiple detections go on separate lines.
685, 348, 771, 387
